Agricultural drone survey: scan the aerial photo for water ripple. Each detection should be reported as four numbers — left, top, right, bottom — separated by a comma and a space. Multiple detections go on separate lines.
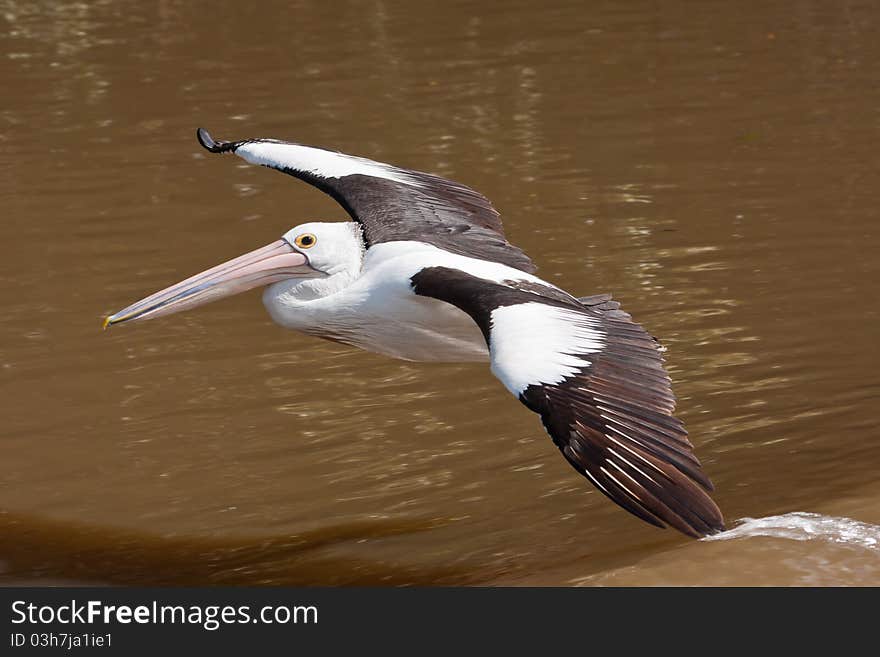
705, 512, 880, 551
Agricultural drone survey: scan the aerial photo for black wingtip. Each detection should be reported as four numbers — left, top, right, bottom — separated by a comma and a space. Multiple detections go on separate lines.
196, 127, 237, 153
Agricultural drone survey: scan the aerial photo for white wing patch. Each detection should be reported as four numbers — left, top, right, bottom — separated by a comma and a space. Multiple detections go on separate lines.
234, 141, 419, 186
489, 303, 605, 395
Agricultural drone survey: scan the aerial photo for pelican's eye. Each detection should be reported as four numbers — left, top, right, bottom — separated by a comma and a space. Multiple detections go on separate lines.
294, 233, 317, 249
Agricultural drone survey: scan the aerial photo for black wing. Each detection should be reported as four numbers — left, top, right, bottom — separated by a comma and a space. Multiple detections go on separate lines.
196, 128, 535, 273
412, 267, 724, 538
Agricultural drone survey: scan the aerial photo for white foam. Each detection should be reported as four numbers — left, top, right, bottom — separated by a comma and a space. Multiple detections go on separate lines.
704, 512, 880, 550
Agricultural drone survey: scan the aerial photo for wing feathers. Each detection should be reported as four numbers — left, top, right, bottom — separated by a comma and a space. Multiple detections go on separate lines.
412, 267, 723, 537
196, 128, 536, 273
519, 305, 724, 536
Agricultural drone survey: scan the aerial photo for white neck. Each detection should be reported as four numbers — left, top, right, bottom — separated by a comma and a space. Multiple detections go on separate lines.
274, 265, 360, 303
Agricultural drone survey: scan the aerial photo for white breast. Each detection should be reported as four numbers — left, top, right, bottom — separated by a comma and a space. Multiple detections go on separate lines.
262, 240, 566, 363
262, 242, 492, 362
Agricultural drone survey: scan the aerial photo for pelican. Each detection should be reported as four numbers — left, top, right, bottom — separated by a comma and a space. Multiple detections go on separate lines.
105, 128, 724, 538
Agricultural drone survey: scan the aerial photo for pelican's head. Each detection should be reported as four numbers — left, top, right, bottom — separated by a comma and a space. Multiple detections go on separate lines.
104, 221, 364, 328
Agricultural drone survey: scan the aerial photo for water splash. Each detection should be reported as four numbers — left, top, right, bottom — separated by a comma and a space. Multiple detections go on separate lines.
704, 512, 880, 550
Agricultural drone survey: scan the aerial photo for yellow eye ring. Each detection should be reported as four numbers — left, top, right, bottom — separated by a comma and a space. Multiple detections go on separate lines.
294, 233, 317, 249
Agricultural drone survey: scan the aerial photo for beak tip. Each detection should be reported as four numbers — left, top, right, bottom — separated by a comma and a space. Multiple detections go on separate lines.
102, 316, 113, 331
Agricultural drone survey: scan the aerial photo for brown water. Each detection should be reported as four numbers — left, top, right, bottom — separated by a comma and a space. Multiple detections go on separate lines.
2, 0, 879, 586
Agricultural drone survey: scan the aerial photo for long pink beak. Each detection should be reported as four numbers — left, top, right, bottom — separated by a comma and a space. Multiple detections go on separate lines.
104, 239, 316, 328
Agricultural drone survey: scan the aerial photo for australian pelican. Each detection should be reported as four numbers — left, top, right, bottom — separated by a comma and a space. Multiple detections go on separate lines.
105, 128, 724, 538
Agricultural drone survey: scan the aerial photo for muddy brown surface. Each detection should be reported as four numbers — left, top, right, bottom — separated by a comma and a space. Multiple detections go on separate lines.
2, 0, 878, 585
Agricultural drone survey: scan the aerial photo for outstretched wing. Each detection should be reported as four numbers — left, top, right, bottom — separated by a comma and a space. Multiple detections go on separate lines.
411, 266, 724, 538
196, 128, 536, 273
